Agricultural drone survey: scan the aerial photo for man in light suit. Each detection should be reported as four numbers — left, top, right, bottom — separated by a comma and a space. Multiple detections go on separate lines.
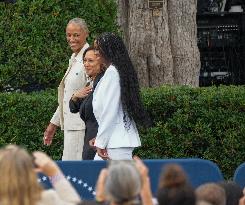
43, 18, 89, 160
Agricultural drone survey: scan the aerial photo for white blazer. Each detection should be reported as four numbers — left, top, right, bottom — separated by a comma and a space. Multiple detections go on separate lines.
93, 65, 141, 149
50, 43, 89, 130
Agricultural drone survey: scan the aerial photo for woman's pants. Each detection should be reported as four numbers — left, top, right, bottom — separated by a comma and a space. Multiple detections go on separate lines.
94, 147, 134, 160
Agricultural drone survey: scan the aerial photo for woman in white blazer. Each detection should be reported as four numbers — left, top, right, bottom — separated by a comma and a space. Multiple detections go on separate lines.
92, 32, 151, 160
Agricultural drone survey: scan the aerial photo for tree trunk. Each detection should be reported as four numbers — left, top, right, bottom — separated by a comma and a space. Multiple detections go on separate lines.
117, 0, 200, 87
117, 0, 174, 87
168, 0, 200, 86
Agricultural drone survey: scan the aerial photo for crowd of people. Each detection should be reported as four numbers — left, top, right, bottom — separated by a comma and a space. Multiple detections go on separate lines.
0, 144, 245, 205
3, 16, 244, 205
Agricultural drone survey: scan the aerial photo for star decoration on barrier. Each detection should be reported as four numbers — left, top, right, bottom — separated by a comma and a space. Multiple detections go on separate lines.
38, 174, 96, 196
42, 176, 47, 181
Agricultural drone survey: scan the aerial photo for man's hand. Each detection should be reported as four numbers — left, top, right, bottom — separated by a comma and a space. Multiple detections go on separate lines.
43, 123, 57, 146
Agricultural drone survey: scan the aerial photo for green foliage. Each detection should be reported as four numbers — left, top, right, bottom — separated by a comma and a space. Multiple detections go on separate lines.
0, 0, 118, 91
0, 89, 63, 159
0, 85, 244, 178
135, 85, 245, 179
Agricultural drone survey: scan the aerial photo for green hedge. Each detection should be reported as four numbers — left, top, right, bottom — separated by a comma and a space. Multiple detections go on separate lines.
0, 0, 118, 91
0, 89, 64, 159
0, 85, 244, 178
136, 85, 245, 179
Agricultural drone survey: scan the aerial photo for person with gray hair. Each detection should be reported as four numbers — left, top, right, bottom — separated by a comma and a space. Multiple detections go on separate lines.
95, 157, 154, 205
106, 161, 142, 204
43, 17, 89, 160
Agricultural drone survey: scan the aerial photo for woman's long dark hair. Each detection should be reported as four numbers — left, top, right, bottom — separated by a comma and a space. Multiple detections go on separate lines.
95, 32, 151, 128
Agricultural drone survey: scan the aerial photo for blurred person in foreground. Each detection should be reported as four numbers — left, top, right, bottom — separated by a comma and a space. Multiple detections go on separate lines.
0, 145, 81, 205
94, 156, 154, 205
218, 181, 243, 205
157, 164, 196, 205
44, 17, 89, 160
195, 183, 226, 205
239, 188, 245, 205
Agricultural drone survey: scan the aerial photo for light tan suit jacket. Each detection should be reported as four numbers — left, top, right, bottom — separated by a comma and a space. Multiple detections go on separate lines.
50, 43, 89, 131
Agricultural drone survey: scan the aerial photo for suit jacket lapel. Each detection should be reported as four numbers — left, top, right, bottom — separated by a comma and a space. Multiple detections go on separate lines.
61, 54, 76, 84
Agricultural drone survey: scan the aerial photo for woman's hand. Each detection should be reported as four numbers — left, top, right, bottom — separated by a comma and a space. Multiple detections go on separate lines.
133, 155, 153, 205
33, 151, 61, 177
95, 168, 108, 203
89, 138, 96, 150
96, 147, 110, 160
72, 86, 92, 101
133, 156, 149, 181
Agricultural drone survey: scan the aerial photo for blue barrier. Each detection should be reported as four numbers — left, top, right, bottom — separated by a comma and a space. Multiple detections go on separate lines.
233, 162, 245, 188
38, 158, 224, 200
